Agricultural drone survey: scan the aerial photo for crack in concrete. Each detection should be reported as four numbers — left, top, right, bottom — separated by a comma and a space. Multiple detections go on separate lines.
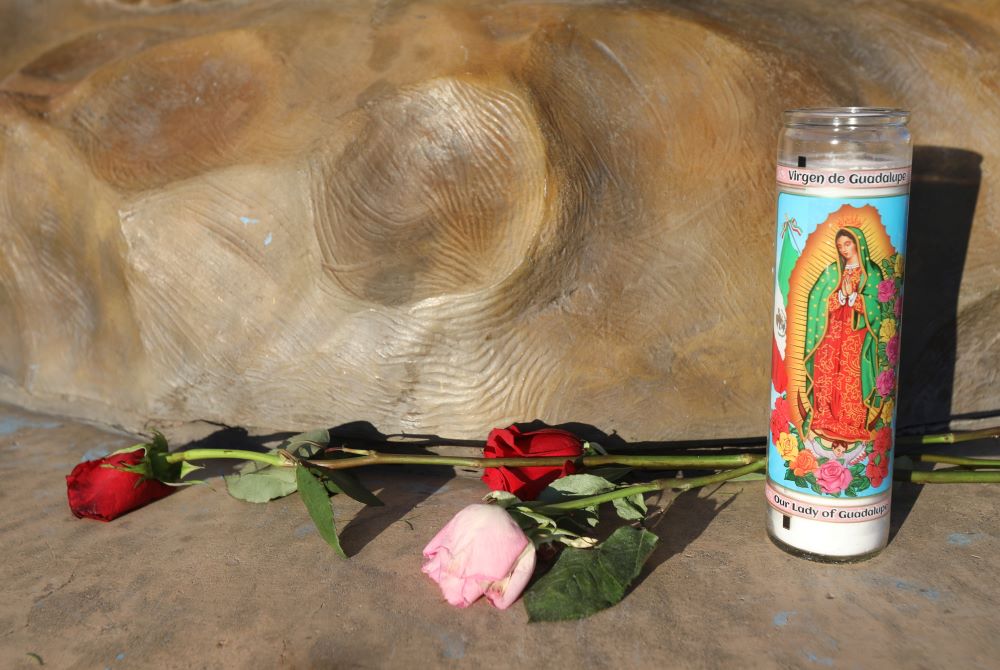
32, 571, 76, 606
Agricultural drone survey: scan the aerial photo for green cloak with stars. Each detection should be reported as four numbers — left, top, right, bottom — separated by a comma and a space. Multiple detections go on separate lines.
802, 226, 885, 433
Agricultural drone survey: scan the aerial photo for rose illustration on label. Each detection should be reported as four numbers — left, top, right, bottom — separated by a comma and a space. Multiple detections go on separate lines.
771, 204, 904, 498
816, 460, 853, 495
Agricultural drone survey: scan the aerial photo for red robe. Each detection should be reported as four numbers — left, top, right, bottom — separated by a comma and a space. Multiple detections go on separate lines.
810, 267, 871, 441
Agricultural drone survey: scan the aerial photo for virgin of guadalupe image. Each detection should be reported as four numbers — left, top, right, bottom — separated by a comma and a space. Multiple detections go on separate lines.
784, 206, 897, 462
805, 226, 882, 444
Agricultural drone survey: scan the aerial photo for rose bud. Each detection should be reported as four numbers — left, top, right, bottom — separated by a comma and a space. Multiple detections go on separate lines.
422, 504, 537, 609
481, 425, 583, 500
66, 432, 180, 522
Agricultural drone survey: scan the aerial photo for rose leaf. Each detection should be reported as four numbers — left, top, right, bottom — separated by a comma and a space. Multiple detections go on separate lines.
321, 469, 384, 507
483, 491, 521, 507
305, 449, 383, 506
280, 429, 331, 458
611, 493, 647, 521
224, 461, 298, 503
510, 506, 558, 531
524, 526, 658, 622
296, 465, 347, 559
536, 474, 616, 502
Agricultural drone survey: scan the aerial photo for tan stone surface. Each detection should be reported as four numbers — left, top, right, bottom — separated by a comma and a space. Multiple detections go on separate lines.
2, 403, 998, 668
0, 1, 997, 440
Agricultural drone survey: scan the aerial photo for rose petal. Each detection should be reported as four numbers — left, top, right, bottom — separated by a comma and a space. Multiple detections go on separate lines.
481, 426, 583, 499
484, 543, 536, 610
421, 504, 532, 609
66, 449, 174, 521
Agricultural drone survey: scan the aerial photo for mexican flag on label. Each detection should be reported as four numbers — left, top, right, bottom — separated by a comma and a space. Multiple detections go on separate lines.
772, 222, 800, 394
777, 222, 799, 302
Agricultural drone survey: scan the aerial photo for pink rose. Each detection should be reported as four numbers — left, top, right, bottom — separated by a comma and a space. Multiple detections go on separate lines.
816, 460, 853, 494
876, 369, 896, 397
422, 504, 536, 610
886, 335, 900, 365
894, 299, 902, 319
877, 279, 897, 303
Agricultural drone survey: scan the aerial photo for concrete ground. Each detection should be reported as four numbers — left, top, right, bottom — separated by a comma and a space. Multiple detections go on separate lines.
1, 402, 997, 669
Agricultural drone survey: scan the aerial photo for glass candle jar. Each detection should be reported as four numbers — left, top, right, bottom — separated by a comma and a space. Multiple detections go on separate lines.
765, 108, 912, 561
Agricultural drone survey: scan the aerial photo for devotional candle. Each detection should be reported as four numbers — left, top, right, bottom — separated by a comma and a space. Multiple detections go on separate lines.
765, 108, 912, 561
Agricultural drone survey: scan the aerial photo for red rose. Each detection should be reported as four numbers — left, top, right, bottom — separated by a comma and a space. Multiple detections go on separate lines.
66, 448, 176, 521
872, 427, 892, 455
481, 425, 583, 500
770, 396, 791, 443
866, 454, 889, 488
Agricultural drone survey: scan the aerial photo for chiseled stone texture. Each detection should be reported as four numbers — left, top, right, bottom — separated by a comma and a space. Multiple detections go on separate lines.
0, 1, 997, 439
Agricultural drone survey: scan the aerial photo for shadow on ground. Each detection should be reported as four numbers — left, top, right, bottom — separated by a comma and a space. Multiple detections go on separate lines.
633, 489, 739, 590
335, 467, 455, 556
173, 421, 458, 556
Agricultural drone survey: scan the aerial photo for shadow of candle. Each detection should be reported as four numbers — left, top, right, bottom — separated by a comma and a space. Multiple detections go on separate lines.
897, 146, 982, 431
891, 145, 982, 544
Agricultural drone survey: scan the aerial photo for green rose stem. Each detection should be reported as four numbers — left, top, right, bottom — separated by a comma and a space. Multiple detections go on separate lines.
164, 449, 292, 468
519, 460, 1000, 518
157, 448, 767, 473
524, 460, 768, 514
158, 449, 1000, 480
896, 468, 1000, 484
304, 451, 764, 471
153, 446, 1000, 492
151, 425, 1000, 484
915, 454, 1000, 469
897, 426, 1000, 445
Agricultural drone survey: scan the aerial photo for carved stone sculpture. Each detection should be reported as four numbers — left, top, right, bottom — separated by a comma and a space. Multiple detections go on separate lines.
1, 1, 996, 439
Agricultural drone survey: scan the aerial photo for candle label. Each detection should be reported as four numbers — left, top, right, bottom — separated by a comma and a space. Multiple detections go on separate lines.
776, 166, 911, 190
768, 167, 908, 514
766, 482, 890, 523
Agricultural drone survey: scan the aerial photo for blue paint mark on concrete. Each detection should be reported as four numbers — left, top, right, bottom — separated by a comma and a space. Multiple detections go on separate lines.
866, 574, 943, 602
948, 532, 984, 546
440, 632, 465, 659
773, 611, 795, 627
116, 652, 126, 661
240, 216, 259, 225
894, 579, 940, 601
294, 523, 315, 538
80, 447, 112, 462
263, 232, 273, 246
0, 416, 61, 436
803, 651, 834, 666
